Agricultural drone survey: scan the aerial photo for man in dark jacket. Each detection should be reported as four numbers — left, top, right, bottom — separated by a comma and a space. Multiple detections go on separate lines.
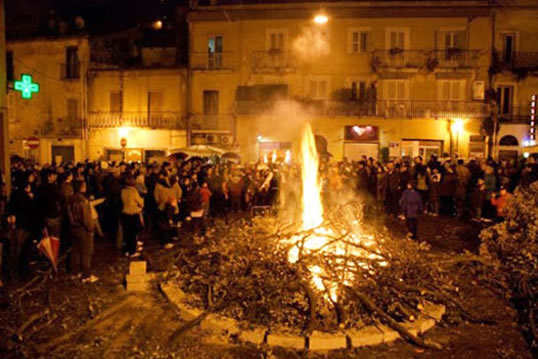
67, 180, 97, 283
399, 181, 423, 240
36, 170, 62, 238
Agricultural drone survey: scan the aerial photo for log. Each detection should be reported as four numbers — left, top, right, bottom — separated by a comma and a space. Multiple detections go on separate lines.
14, 309, 50, 342
347, 287, 442, 350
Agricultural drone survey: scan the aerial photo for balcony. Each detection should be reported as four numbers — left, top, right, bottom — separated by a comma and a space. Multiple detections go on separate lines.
429, 49, 481, 69
61, 62, 80, 80
495, 52, 538, 72
189, 114, 234, 132
498, 106, 533, 124
88, 111, 187, 129
190, 52, 235, 71
371, 50, 426, 70
376, 100, 487, 119
235, 100, 487, 118
251, 50, 296, 73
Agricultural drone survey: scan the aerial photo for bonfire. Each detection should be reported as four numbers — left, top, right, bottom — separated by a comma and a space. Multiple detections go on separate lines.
175, 122, 497, 350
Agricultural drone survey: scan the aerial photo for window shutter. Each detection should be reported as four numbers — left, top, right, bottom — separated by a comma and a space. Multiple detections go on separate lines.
320, 81, 327, 98
442, 81, 450, 101
451, 81, 461, 101
388, 81, 396, 99
397, 81, 405, 100
360, 32, 368, 52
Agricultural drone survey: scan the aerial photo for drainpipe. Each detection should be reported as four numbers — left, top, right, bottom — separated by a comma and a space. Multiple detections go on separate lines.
489, 9, 498, 159
186, 19, 193, 147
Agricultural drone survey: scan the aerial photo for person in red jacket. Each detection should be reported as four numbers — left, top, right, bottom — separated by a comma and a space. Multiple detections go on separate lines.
490, 185, 513, 221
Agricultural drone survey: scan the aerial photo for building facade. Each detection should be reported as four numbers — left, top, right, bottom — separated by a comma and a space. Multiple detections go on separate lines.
87, 66, 188, 162
7, 35, 90, 164
4, 0, 537, 164
187, 0, 537, 163
491, 0, 538, 160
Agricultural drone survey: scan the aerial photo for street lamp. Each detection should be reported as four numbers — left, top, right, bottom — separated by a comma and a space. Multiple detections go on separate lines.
450, 118, 465, 157
313, 13, 328, 24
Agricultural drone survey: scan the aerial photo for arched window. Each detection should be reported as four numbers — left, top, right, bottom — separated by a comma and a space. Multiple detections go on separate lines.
499, 135, 519, 146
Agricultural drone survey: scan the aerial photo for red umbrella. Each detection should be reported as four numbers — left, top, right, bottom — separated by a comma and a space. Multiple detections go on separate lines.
37, 230, 60, 272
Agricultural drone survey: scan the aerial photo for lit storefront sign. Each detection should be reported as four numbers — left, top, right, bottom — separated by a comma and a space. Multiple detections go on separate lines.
14, 74, 40, 99
530, 94, 536, 143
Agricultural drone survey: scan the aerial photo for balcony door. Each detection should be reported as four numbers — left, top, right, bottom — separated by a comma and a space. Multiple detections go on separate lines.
148, 91, 163, 125
501, 33, 516, 64
65, 46, 79, 79
266, 29, 288, 68
444, 31, 464, 61
385, 28, 409, 67
496, 85, 514, 117
208, 36, 223, 69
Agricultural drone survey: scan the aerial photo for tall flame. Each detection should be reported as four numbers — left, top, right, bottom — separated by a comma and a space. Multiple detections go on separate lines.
300, 123, 323, 230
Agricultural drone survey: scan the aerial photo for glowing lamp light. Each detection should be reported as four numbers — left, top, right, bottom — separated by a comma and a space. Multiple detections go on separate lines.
313, 14, 328, 24
153, 20, 163, 30
118, 127, 130, 137
451, 118, 464, 134
285, 150, 292, 164
257, 135, 264, 142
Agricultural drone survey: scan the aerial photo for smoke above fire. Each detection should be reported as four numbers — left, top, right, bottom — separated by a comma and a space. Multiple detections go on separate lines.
291, 26, 330, 63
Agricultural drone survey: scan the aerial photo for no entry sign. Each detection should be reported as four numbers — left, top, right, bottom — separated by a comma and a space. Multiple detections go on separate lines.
26, 136, 40, 149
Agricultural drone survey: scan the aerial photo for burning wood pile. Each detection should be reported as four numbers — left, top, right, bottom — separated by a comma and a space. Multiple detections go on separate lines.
174, 123, 497, 349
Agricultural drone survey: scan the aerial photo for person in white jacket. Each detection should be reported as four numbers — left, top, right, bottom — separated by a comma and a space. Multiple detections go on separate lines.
121, 175, 144, 257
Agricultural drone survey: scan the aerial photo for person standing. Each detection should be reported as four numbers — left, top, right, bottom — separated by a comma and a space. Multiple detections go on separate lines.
67, 180, 97, 283
399, 181, 423, 240
385, 162, 400, 216
36, 170, 62, 239
121, 175, 144, 258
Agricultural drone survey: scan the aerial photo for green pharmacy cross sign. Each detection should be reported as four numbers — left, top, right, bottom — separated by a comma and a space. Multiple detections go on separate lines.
14, 74, 40, 99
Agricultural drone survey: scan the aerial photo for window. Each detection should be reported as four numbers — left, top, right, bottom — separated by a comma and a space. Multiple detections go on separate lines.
207, 36, 223, 69
309, 79, 329, 100
385, 80, 408, 100
67, 99, 79, 123
267, 29, 287, 51
348, 28, 369, 54
109, 92, 121, 113
496, 85, 514, 116
389, 31, 405, 50
351, 81, 367, 101
501, 33, 516, 63
439, 80, 465, 101
65, 46, 79, 79
6, 51, 13, 82
203, 90, 219, 115
438, 30, 466, 61
148, 91, 162, 113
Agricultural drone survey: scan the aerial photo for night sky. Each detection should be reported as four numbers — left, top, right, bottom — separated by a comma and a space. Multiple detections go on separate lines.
5, 0, 188, 39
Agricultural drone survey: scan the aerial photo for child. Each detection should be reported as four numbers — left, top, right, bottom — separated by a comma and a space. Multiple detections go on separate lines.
491, 186, 513, 221
399, 181, 423, 240
199, 182, 212, 218
471, 178, 486, 222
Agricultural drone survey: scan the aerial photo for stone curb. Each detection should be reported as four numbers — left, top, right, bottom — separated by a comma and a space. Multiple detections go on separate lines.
160, 280, 445, 351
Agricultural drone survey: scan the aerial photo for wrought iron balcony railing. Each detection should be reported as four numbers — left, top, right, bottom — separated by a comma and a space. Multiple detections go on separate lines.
61, 62, 81, 79
88, 111, 187, 129
251, 50, 296, 73
495, 52, 538, 71
498, 106, 533, 124
429, 49, 481, 68
189, 114, 234, 132
190, 52, 235, 71
375, 100, 487, 118
371, 49, 427, 69
235, 99, 488, 118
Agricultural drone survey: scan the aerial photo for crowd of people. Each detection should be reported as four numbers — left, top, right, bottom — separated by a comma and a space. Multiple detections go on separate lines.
0, 152, 536, 287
